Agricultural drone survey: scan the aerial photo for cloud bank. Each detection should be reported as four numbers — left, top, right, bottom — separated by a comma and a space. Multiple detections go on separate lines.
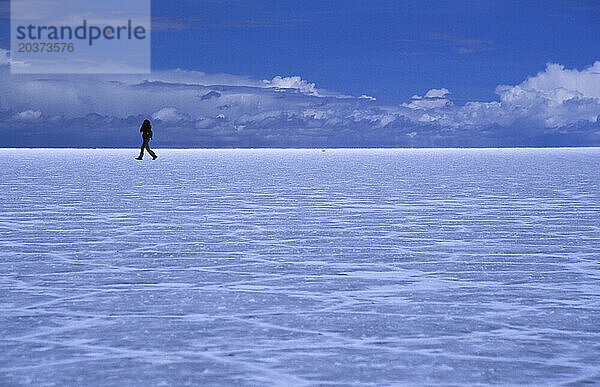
1, 48, 599, 147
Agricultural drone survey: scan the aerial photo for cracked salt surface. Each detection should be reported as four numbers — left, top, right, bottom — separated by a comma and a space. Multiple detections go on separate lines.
1, 148, 599, 385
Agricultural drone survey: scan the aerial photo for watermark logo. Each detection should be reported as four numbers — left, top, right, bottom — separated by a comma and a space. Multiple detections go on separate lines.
11, 0, 150, 74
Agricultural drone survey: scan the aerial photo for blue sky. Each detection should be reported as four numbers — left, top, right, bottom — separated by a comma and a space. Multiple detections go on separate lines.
1, 0, 600, 147
150, 0, 600, 103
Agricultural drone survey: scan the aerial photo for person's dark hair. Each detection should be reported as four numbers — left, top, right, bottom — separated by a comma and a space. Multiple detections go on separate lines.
141, 119, 151, 130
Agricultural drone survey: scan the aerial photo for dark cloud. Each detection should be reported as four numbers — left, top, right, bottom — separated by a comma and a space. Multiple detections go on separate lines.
200, 90, 221, 100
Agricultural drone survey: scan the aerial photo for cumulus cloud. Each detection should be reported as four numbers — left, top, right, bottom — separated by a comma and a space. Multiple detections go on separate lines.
0, 52, 599, 147
491, 62, 600, 127
402, 88, 452, 110
151, 107, 188, 123
424, 88, 450, 98
396, 62, 600, 130
263, 76, 319, 96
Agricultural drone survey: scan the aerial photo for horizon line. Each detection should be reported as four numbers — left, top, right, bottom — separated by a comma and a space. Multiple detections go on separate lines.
1, 146, 600, 151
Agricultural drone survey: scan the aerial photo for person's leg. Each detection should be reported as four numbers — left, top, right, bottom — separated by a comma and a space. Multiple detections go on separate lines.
146, 143, 157, 159
137, 139, 147, 159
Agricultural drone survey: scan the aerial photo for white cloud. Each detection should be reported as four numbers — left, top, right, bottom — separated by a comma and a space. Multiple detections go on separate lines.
404, 98, 451, 110
397, 62, 600, 128
1, 52, 600, 147
0, 49, 8, 65
418, 113, 439, 122
263, 76, 319, 96
303, 109, 332, 120
490, 62, 600, 127
510, 62, 600, 100
424, 88, 450, 98
0, 48, 30, 69
13, 110, 42, 121
359, 94, 377, 101
402, 89, 452, 110
151, 107, 187, 122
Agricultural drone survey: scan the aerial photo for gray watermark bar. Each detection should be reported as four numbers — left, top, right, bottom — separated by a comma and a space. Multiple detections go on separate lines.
11, 0, 151, 74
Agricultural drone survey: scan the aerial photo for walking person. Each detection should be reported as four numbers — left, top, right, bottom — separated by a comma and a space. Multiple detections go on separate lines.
136, 119, 157, 160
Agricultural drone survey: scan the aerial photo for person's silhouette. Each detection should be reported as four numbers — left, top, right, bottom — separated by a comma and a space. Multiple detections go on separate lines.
136, 119, 157, 160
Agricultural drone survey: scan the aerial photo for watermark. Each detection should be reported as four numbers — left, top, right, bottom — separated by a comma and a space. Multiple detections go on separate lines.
11, 0, 150, 74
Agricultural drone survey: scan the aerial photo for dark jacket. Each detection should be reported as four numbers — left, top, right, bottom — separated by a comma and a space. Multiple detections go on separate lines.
140, 121, 153, 140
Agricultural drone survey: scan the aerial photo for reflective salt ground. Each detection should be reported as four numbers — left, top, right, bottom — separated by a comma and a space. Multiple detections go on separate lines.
1, 148, 599, 386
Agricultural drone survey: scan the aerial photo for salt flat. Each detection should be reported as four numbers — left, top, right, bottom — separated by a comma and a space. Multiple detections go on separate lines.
1, 148, 599, 385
